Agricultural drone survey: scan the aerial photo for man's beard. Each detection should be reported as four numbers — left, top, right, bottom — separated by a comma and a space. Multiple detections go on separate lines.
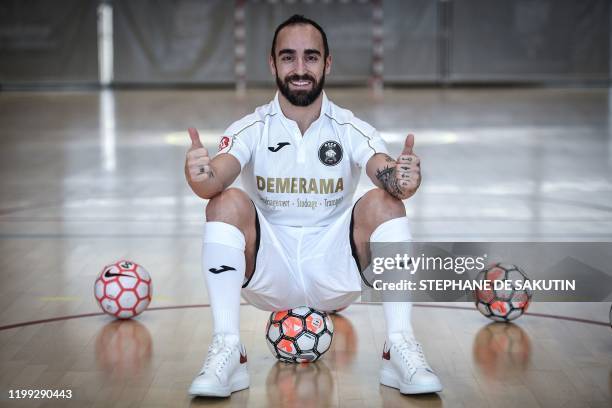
276, 72, 325, 107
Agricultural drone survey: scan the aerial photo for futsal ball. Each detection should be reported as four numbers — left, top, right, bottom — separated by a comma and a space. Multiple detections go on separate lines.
474, 263, 532, 322
265, 307, 334, 363
94, 260, 152, 319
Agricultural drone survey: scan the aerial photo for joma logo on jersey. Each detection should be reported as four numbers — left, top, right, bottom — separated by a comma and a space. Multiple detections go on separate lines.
256, 176, 344, 194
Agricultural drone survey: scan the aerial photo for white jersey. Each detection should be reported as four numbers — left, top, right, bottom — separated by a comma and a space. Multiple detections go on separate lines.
216, 92, 388, 227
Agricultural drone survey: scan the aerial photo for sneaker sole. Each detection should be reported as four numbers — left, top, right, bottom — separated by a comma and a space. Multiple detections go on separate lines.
189, 374, 250, 397
380, 369, 442, 395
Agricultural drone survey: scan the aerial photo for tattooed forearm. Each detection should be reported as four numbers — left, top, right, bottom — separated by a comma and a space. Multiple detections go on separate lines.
375, 166, 403, 198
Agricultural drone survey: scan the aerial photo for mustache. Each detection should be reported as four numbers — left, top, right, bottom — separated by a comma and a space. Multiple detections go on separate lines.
285, 74, 316, 83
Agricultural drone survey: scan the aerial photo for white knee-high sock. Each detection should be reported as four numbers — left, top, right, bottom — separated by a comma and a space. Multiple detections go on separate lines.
370, 217, 414, 338
382, 302, 414, 338
202, 222, 245, 336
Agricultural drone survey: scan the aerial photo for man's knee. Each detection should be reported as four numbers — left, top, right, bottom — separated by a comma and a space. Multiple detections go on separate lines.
358, 188, 406, 225
205, 188, 254, 225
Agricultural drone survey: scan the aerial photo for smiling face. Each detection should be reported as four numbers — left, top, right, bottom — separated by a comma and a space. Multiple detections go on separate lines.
270, 24, 331, 107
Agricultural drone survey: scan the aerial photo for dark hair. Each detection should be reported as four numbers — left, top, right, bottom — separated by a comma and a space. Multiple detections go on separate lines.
271, 14, 329, 60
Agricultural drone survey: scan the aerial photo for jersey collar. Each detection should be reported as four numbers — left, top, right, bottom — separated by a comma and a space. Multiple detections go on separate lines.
272, 91, 331, 121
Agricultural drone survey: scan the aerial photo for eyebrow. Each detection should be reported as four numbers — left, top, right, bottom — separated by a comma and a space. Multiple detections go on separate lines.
278, 49, 296, 56
277, 48, 322, 56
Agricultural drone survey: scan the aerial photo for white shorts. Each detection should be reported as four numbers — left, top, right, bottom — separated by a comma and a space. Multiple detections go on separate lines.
241, 201, 364, 312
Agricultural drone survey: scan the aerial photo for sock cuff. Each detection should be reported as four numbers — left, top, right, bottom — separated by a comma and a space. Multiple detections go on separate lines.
212, 309, 240, 336
203, 221, 246, 250
370, 216, 412, 243
384, 301, 413, 314
383, 302, 414, 337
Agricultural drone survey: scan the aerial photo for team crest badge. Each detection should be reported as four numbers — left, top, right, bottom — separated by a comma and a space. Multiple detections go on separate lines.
318, 141, 343, 166
218, 136, 232, 151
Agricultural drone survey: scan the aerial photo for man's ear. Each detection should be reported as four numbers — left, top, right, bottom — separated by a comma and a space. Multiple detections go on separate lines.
269, 54, 276, 76
325, 54, 332, 75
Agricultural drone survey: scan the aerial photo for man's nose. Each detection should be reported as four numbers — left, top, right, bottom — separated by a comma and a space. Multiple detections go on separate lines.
294, 57, 306, 75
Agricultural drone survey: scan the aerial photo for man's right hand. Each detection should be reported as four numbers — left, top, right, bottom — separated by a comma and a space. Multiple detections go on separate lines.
186, 128, 213, 182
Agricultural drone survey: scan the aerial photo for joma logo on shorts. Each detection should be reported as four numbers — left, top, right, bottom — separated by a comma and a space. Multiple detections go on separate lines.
256, 176, 344, 194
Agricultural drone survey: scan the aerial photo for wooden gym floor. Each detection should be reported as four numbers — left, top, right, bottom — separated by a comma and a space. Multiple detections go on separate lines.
0, 88, 610, 407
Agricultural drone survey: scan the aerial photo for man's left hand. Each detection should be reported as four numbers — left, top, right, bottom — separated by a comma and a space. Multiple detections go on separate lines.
394, 134, 421, 199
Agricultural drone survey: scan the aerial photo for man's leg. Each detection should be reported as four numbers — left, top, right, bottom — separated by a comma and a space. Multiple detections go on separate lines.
202, 188, 257, 336
352, 188, 414, 336
189, 188, 256, 397
352, 188, 442, 394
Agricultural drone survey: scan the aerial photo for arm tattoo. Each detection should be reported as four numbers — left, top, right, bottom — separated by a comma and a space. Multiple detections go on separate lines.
375, 165, 403, 198
382, 154, 395, 163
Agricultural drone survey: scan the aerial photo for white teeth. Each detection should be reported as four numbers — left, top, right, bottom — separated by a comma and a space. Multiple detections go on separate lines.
291, 80, 310, 86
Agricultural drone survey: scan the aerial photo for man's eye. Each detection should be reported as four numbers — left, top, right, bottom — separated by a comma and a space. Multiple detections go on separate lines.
306, 56, 319, 62
281, 55, 293, 62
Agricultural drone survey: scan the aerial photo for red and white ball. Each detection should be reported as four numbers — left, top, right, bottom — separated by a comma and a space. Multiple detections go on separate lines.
265, 307, 334, 363
474, 263, 531, 322
94, 260, 152, 319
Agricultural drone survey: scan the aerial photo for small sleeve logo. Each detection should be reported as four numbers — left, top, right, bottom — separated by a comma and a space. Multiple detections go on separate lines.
218, 136, 232, 151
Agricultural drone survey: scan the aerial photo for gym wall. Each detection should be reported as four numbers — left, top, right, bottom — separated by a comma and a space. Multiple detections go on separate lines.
0, 0, 609, 87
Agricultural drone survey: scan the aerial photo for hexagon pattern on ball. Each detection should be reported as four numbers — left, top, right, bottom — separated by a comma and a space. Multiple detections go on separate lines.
94, 260, 152, 319
265, 307, 334, 363
474, 263, 532, 322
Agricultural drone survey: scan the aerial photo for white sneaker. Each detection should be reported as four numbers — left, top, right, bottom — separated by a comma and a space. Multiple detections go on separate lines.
189, 333, 250, 397
379, 332, 442, 394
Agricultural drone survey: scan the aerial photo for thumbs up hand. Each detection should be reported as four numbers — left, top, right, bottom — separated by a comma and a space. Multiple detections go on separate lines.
186, 128, 213, 182
394, 134, 421, 199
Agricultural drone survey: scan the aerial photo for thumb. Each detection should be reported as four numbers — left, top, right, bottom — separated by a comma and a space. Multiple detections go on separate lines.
401, 133, 415, 155
188, 127, 203, 148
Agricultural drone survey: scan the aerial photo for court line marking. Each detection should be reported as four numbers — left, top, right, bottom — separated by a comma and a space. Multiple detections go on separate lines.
4, 216, 612, 222
2, 233, 612, 239
0, 302, 608, 331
